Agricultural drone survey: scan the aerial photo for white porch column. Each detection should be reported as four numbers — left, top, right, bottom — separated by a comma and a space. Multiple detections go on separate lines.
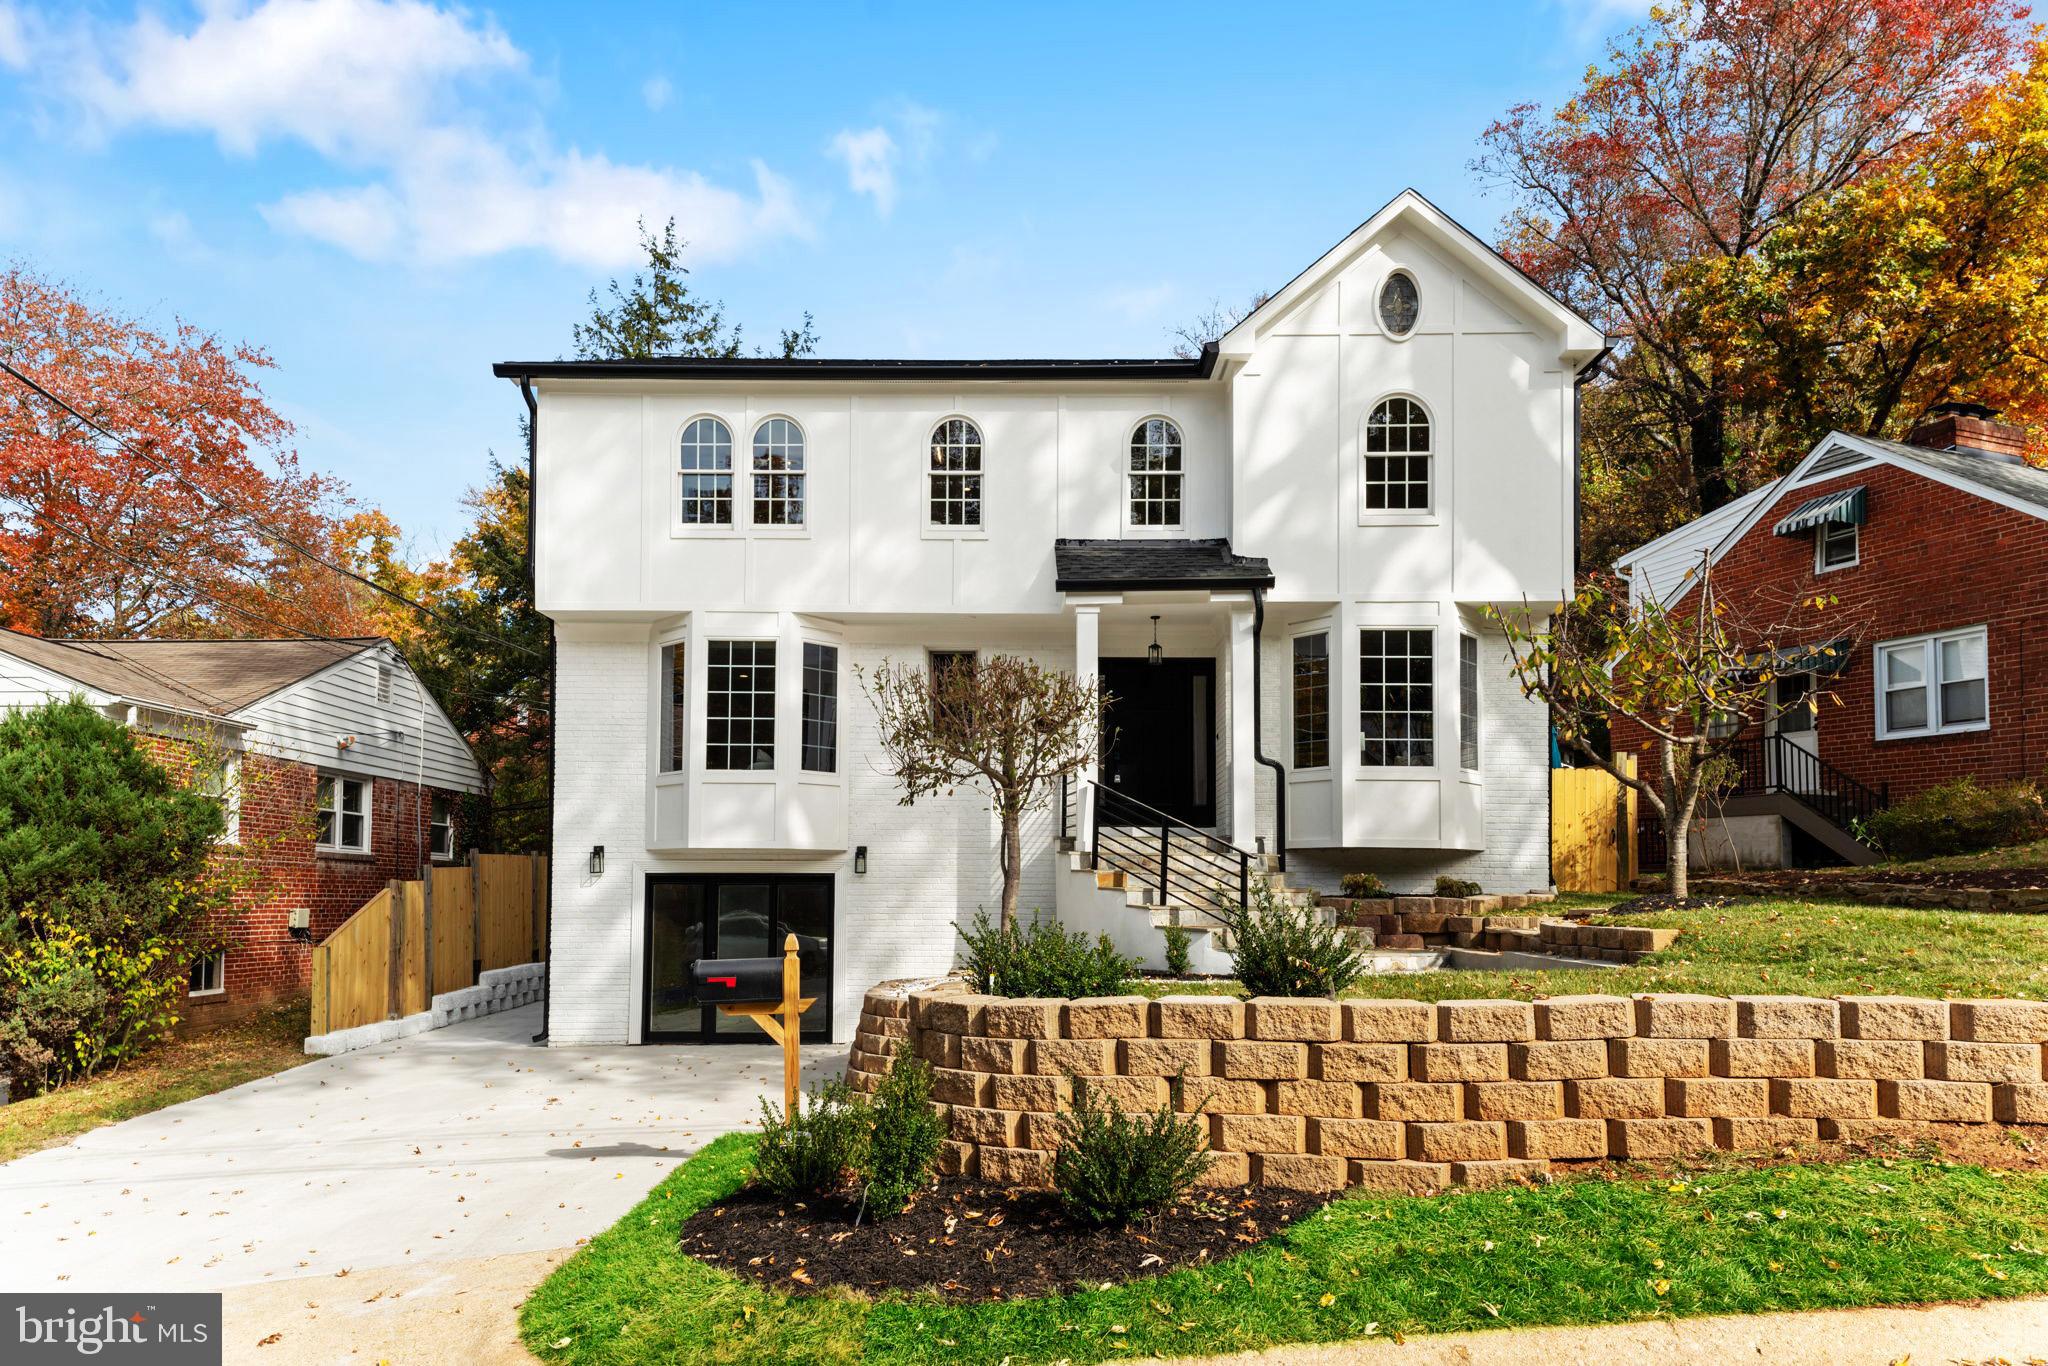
1227, 603, 1258, 850
1073, 605, 1101, 850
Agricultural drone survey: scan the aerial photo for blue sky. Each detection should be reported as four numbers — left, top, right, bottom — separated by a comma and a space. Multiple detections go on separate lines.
0, 0, 1648, 556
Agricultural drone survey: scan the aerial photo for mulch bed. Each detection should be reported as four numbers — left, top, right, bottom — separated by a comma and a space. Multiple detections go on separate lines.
1603, 893, 1747, 915
676, 1181, 1324, 1301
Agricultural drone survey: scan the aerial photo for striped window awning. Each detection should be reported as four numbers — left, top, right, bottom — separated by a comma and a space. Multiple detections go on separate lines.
1773, 486, 1866, 536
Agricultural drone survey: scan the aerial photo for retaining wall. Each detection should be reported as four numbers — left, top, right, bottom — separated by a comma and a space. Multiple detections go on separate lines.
303, 961, 545, 1056
847, 980, 2048, 1193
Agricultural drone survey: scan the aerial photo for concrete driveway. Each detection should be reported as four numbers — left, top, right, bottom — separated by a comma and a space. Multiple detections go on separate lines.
0, 1003, 840, 1358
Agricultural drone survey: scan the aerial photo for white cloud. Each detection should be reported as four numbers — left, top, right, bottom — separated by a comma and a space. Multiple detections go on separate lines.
1105, 282, 1176, 322
1550, 0, 1656, 45
641, 75, 672, 112
828, 125, 898, 216
18, 0, 809, 268
0, 4, 27, 69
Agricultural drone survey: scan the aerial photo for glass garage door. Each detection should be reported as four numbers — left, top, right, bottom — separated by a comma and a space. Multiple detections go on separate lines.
643, 874, 832, 1043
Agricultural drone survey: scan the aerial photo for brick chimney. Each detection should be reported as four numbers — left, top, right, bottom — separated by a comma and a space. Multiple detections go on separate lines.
1905, 401, 2029, 464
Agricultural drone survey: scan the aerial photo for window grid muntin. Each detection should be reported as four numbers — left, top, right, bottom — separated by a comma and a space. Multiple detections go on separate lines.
1363, 397, 1432, 511
1459, 633, 1480, 770
1817, 519, 1858, 570
801, 642, 839, 774
1378, 271, 1420, 337
1877, 627, 1988, 738
429, 794, 456, 859
706, 640, 777, 771
751, 417, 806, 526
1292, 632, 1330, 769
928, 418, 984, 527
1128, 418, 1184, 527
316, 774, 369, 852
1359, 627, 1434, 767
679, 417, 734, 525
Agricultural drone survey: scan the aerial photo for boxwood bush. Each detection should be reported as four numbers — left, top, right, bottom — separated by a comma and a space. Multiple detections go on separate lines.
961, 910, 1137, 998
1052, 1074, 1211, 1226
1219, 878, 1366, 998
1866, 777, 2047, 861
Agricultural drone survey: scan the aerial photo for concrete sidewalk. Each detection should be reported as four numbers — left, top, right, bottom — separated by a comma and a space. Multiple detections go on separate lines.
0, 1004, 841, 1294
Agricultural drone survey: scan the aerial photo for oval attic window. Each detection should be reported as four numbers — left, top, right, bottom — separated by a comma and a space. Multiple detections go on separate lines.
1378, 272, 1419, 337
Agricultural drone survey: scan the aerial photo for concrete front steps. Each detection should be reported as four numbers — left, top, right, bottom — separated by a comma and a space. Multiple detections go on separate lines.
1052, 833, 1369, 975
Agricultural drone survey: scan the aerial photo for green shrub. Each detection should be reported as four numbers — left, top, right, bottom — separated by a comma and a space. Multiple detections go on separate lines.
0, 700, 228, 1094
1051, 1074, 1211, 1226
962, 910, 1138, 998
753, 1077, 869, 1199
1433, 875, 1482, 898
1338, 872, 1387, 898
1218, 878, 1367, 998
861, 1051, 944, 1215
1866, 778, 2048, 861
1161, 924, 1192, 976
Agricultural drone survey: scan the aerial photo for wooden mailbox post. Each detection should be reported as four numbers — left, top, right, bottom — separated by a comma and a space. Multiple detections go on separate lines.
700, 933, 813, 1117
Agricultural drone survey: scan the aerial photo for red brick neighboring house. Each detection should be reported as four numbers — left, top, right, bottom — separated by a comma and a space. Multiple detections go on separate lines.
1611, 405, 2048, 867
0, 633, 484, 1018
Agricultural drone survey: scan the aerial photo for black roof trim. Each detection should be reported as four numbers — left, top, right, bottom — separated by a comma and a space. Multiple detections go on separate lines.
1053, 537, 1275, 592
494, 345, 1219, 383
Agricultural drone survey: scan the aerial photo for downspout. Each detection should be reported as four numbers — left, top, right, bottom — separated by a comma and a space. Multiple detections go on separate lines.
520, 377, 554, 1046
1250, 585, 1287, 874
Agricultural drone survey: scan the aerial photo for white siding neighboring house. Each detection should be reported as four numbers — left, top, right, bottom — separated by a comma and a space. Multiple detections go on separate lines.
508, 189, 1609, 1044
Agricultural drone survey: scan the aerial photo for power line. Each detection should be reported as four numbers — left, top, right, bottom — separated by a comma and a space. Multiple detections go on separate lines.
0, 358, 547, 662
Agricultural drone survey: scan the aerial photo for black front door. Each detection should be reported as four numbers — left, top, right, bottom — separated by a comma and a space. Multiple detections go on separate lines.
1099, 657, 1215, 826
644, 874, 832, 1043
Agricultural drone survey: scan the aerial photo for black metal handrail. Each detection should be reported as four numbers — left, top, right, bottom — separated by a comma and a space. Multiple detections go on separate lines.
1636, 732, 1889, 864
1077, 778, 1254, 918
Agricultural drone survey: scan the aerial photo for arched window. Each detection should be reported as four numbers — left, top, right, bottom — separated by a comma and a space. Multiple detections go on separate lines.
1128, 417, 1183, 528
751, 417, 805, 527
678, 416, 734, 525
928, 418, 983, 527
1363, 397, 1431, 511
1378, 271, 1419, 337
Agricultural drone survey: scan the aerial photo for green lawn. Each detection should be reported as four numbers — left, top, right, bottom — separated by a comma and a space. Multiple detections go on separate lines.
0, 996, 312, 1165
1128, 895, 2048, 1004
1881, 835, 2048, 874
520, 1132, 2048, 1366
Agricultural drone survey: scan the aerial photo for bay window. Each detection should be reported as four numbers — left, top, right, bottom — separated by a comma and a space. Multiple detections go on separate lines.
1360, 628, 1434, 767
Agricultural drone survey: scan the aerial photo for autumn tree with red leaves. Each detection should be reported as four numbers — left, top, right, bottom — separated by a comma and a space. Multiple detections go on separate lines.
0, 265, 372, 639
1476, 0, 2027, 562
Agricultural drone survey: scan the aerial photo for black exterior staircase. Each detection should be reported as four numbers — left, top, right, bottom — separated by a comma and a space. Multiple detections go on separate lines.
1636, 734, 1889, 869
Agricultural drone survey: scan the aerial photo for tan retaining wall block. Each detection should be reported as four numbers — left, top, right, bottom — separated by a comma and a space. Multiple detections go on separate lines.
938, 1139, 977, 1177
1711, 1037, 1815, 1079
932, 1067, 989, 1107
960, 1036, 1028, 1075
1030, 1038, 1117, 1076
1254, 1153, 1350, 1192
1344, 1000, 1436, 1043
1152, 995, 1246, 1040
1412, 1042, 1510, 1083
1307, 1117, 1404, 1159
1407, 1121, 1508, 1163
1535, 995, 1634, 1040
1121, 1037, 1210, 1077
979, 1146, 1052, 1188
1347, 1161, 1451, 1195
1610, 1038, 1710, 1078
1437, 1000, 1536, 1043
1017, 1112, 1062, 1151
990, 1074, 1067, 1112
1733, 996, 1839, 1039
1607, 1117, 1714, 1158
1311, 1042, 1408, 1083
1063, 996, 1149, 1039
1366, 1082, 1464, 1122
1951, 1000, 2048, 1044
1212, 1113, 1304, 1153
1081, 1075, 1168, 1112
1713, 1116, 1817, 1149
1453, 1159, 1551, 1189
1995, 1084, 2048, 1123
1816, 1039, 1924, 1080
1635, 994, 1735, 1038
1247, 997, 1339, 1041
1509, 1040, 1608, 1081
1665, 1078, 1770, 1118
1840, 997, 1948, 1041
951, 1106, 1019, 1146
1771, 1078, 1877, 1118
926, 994, 998, 1035
1567, 1077, 1665, 1119
1177, 1078, 1271, 1115
1466, 1081, 1565, 1121
1215, 1040, 1309, 1080
982, 999, 1060, 1039
1508, 1118, 1609, 1160
1196, 1152, 1252, 1187
1925, 1041, 2042, 1085
1879, 1079, 1993, 1122
916, 1031, 961, 1069
1276, 1079, 1363, 1118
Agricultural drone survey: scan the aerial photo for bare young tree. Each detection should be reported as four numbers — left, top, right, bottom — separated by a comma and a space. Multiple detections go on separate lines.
1169, 293, 1271, 359
1491, 559, 1850, 897
859, 654, 1102, 930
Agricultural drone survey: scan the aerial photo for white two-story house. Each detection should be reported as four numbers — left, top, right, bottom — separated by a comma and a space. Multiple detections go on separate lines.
506, 190, 1605, 1045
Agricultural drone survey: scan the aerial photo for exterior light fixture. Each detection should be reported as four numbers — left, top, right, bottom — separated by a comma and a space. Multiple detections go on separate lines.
854, 844, 868, 875
589, 844, 605, 877
1147, 615, 1164, 667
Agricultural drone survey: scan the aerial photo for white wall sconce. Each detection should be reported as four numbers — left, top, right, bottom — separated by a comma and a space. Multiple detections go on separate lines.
589, 844, 605, 877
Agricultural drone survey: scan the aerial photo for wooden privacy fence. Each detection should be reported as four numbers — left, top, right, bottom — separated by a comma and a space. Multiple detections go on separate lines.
310, 851, 548, 1035
1551, 754, 1638, 893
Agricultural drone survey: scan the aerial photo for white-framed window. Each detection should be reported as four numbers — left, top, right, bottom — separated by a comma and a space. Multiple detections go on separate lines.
1363, 396, 1432, 513
429, 794, 456, 861
1378, 270, 1420, 338
188, 951, 225, 998
801, 642, 839, 774
1360, 628, 1434, 767
1292, 632, 1330, 770
1877, 626, 1988, 740
1458, 633, 1480, 771
1128, 417, 1183, 528
315, 774, 370, 853
750, 417, 805, 527
928, 418, 984, 528
658, 641, 686, 773
197, 752, 241, 844
678, 416, 735, 526
706, 639, 776, 771
1816, 519, 1859, 572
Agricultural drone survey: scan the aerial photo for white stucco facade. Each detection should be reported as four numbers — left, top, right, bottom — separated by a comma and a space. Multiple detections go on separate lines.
518, 190, 1604, 1043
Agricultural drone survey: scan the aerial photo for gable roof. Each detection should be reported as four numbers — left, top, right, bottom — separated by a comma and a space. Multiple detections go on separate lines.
1215, 189, 1608, 359
0, 631, 383, 716
1615, 431, 2048, 607
1054, 538, 1275, 592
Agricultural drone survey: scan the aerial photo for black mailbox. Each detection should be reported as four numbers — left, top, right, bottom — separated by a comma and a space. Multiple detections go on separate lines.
690, 956, 786, 1005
